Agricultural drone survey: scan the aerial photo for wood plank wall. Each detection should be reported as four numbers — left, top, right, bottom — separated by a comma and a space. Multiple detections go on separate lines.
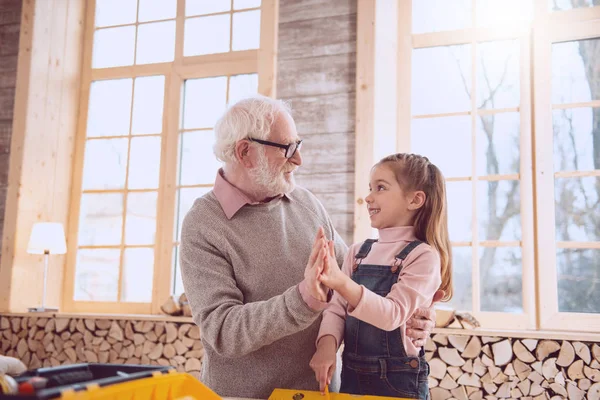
0, 0, 85, 312
277, 0, 357, 244
0, 0, 22, 266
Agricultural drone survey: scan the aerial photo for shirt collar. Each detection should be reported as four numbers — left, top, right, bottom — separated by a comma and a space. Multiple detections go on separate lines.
213, 169, 289, 219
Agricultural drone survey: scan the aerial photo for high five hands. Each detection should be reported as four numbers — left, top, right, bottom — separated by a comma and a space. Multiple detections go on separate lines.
304, 227, 330, 302
317, 234, 346, 292
306, 227, 346, 297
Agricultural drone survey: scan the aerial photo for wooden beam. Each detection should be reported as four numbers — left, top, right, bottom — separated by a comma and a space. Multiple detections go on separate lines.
152, 71, 182, 314
353, 0, 376, 243
0, 0, 85, 312
258, 0, 278, 98
0, 0, 34, 312
396, 0, 410, 152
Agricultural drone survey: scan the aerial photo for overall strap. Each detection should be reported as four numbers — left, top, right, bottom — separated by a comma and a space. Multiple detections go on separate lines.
355, 239, 378, 260
353, 239, 378, 271
391, 240, 424, 273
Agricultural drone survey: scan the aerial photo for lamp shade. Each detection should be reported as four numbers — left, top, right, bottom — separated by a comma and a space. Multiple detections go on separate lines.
27, 222, 67, 255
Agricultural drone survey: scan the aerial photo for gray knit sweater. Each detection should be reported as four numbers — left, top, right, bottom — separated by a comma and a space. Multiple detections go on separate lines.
180, 186, 347, 399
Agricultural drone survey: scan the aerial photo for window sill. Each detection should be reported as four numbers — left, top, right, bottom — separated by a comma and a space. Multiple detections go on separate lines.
433, 327, 600, 342
0, 311, 194, 324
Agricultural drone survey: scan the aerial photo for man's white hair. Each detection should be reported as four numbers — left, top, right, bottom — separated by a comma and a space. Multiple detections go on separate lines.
213, 95, 292, 164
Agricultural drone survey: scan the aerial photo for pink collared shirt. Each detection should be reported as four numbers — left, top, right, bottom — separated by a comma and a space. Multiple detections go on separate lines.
317, 226, 442, 356
212, 169, 328, 311
213, 169, 286, 219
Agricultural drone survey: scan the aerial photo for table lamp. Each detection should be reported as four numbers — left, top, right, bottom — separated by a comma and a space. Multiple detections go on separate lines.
27, 222, 67, 312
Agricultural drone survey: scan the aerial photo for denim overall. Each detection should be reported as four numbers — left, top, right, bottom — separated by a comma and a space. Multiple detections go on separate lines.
340, 239, 430, 400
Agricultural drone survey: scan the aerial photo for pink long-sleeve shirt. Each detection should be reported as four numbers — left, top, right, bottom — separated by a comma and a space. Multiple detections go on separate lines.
317, 226, 442, 357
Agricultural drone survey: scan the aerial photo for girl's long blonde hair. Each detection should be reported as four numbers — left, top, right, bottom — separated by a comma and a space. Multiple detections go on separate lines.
377, 153, 453, 301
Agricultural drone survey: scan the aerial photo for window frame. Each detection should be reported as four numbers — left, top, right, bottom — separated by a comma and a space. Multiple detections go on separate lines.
63, 0, 278, 314
533, 0, 600, 332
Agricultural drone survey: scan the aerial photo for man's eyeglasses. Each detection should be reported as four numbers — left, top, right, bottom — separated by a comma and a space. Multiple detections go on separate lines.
248, 138, 303, 159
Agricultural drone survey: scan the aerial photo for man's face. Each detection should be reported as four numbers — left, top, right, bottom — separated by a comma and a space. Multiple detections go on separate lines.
249, 112, 302, 197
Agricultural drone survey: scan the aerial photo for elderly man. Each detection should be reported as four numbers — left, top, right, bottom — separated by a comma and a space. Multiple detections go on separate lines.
180, 95, 437, 399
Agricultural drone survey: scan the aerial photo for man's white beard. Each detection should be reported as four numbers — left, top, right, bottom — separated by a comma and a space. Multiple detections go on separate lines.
249, 150, 296, 198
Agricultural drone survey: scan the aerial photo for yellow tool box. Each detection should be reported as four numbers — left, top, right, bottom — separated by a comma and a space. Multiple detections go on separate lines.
58, 370, 220, 400
0, 363, 220, 400
1, 363, 413, 400
268, 387, 414, 400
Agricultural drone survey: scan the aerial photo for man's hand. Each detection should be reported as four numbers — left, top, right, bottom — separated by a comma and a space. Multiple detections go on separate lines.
304, 227, 328, 302
309, 335, 337, 393
406, 290, 444, 348
318, 240, 346, 291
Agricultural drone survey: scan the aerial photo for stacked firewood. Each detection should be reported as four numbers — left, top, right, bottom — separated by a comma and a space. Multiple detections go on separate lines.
2, 316, 599, 399
0, 316, 203, 379
425, 334, 600, 400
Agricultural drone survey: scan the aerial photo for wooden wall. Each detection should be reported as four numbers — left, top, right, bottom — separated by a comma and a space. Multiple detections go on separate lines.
0, 0, 85, 312
0, 0, 22, 267
277, 0, 357, 244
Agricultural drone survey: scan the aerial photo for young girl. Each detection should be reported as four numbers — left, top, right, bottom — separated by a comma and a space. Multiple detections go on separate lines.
310, 153, 452, 400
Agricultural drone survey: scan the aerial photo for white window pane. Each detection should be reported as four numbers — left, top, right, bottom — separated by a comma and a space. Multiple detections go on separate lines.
78, 193, 123, 246
412, 0, 471, 34
553, 108, 597, 172
128, 136, 161, 189
132, 76, 165, 135
412, 45, 471, 115
477, 180, 521, 241
480, 247, 523, 313
186, 0, 230, 16
228, 73, 258, 105
411, 116, 471, 178
138, 0, 177, 22
232, 10, 260, 51
444, 247, 472, 311
184, 15, 231, 56
557, 248, 600, 313
178, 131, 220, 185
136, 21, 176, 64
555, 177, 600, 242
476, 113, 520, 176
122, 248, 154, 302
183, 77, 227, 129
93, 26, 136, 68
552, 0, 595, 10
234, 0, 261, 9
174, 187, 211, 241
82, 138, 129, 190
74, 249, 120, 301
447, 181, 472, 242
125, 192, 157, 245
172, 245, 184, 295
552, 39, 599, 104
476, 0, 532, 27
87, 79, 133, 137
477, 40, 520, 110
95, 0, 137, 27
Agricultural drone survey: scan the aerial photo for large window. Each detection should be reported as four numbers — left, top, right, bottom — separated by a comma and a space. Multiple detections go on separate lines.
394, 0, 535, 330
357, 0, 599, 332
64, 0, 276, 314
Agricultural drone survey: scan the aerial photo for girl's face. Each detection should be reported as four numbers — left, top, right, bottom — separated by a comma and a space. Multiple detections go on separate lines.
365, 164, 422, 229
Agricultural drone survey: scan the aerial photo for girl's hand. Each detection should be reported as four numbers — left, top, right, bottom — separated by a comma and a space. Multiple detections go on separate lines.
318, 240, 347, 291
309, 335, 337, 393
